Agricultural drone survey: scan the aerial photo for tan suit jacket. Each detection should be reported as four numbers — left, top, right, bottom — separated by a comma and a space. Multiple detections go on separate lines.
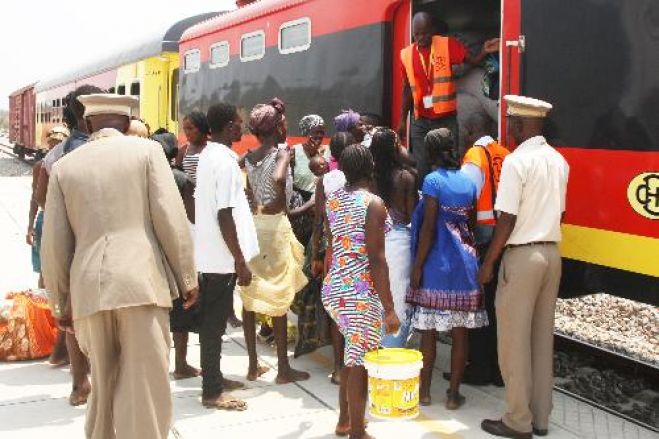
41, 129, 197, 320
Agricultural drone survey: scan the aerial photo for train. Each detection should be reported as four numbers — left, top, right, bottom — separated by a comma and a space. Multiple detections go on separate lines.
7, 0, 659, 305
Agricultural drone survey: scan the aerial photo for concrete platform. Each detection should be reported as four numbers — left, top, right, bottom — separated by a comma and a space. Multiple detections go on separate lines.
1, 163, 656, 438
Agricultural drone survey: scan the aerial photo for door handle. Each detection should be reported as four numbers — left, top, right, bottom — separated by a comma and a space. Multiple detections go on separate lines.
505, 35, 526, 53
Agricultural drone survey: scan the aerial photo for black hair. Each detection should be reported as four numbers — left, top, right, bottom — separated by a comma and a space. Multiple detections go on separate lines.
207, 103, 238, 134
63, 84, 104, 129
152, 127, 169, 136
329, 132, 355, 161
370, 128, 399, 206
184, 111, 210, 135
339, 144, 374, 185
425, 128, 460, 170
360, 112, 382, 127
151, 133, 179, 162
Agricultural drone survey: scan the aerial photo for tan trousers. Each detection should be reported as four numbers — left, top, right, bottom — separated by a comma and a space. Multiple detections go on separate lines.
495, 244, 561, 433
75, 305, 172, 439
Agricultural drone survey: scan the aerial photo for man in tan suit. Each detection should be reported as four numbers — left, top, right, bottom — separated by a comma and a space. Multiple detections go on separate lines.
41, 94, 198, 439
478, 96, 569, 439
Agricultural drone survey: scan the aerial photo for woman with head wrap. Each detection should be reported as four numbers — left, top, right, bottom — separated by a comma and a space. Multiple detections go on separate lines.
407, 128, 488, 410
334, 110, 367, 143
239, 98, 310, 384
370, 128, 418, 348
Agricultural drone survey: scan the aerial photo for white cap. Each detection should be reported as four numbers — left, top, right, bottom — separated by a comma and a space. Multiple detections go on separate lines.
504, 95, 553, 118
78, 94, 138, 118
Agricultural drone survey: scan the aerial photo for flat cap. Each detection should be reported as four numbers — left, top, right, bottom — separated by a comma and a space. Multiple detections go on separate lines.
504, 95, 552, 118
77, 94, 138, 118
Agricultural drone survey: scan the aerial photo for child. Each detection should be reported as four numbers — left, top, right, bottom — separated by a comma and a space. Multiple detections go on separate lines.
309, 154, 329, 177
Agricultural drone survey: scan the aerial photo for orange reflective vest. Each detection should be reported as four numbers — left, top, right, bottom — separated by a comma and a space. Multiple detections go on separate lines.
401, 36, 457, 118
463, 140, 510, 225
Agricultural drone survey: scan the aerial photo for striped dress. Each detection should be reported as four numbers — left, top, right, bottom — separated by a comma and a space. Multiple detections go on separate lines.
321, 187, 386, 367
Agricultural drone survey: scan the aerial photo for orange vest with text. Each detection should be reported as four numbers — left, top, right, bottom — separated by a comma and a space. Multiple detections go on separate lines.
401, 36, 457, 119
463, 140, 510, 225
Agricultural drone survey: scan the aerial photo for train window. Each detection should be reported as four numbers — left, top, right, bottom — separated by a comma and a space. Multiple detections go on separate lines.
240, 31, 265, 62
117, 85, 126, 95
52, 100, 57, 108
108, 87, 115, 94
210, 42, 230, 68
130, 81, 140, 96
279, 18, 311, 54
184, 49, 201, 73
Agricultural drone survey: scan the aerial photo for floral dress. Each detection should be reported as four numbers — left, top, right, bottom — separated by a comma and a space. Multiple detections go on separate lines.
322, 188, 389, 367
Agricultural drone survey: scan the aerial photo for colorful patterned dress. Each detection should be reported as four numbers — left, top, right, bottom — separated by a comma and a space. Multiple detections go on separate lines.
322, 188, 388, 367
406, 169, 488, 331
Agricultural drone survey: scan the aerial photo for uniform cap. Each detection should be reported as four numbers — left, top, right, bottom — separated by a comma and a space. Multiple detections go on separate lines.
77, 94, 138, 118
504, 95, 552, 118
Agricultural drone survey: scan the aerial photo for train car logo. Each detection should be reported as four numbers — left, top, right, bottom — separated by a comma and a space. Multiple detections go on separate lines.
627, 172, 659, 220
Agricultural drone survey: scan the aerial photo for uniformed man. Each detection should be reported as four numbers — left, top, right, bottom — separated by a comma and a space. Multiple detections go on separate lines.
479, 96, 569, 439
398, 11, 499, 183
41, 94, 198, 439
461, 112, 509, 386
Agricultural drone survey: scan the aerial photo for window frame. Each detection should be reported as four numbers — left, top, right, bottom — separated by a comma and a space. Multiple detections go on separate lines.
240, 30, 266, 62
183, 49, 201, 73
278, 17, 312, 55
209, 41, 231, 69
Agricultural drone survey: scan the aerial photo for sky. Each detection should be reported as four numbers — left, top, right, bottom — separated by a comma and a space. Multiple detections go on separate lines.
0, 0, 237, 110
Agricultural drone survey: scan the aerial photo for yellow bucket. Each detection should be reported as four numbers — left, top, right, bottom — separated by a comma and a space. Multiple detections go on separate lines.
364, 348, 424, 420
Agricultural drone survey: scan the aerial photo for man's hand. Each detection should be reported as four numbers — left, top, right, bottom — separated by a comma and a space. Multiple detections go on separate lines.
483, 38, 500, 54
57, 315, 75, 334
384, 309, 401, 335
26, 227, 35, 246
478, 262, 495, 286
236, 260, 253, 287
182, 286, 199, 310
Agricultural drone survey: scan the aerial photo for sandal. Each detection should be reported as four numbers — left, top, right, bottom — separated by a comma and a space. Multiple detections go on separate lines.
202, 396, 247, 411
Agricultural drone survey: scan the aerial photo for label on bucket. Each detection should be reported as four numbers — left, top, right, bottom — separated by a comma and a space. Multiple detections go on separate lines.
368, 375, 420, 419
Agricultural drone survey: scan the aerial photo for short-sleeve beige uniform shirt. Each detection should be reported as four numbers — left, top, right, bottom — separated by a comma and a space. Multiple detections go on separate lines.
494, 136, 569, 246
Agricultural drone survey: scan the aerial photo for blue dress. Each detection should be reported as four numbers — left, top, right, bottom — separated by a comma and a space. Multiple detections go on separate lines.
406, 169, 488, 331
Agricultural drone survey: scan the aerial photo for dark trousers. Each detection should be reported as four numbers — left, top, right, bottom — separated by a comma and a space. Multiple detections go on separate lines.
410, 115, 459, 185
199, 273, 236, 398
468, 241, 501, 381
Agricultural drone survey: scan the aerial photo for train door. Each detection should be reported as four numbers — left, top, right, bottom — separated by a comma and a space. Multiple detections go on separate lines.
396, 0, 503, 152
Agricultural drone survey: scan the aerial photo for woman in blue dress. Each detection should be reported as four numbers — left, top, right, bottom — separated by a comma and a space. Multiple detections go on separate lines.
407, 128, 488, 410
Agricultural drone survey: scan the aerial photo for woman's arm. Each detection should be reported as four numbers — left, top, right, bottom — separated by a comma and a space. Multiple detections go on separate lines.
402, 169, 418, 224
410, 195, 439, 289
174, 144, 187, 168
366, 197, 400, 334
27, 162, 42, 245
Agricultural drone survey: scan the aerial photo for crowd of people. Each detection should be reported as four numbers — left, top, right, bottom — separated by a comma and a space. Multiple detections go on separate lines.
0, 11, 570, 439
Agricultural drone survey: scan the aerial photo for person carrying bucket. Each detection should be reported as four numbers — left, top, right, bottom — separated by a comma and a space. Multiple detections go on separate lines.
321, 144, 400, 439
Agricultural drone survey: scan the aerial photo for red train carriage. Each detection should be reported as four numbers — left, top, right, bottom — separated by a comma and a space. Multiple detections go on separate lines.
179, 0, 658, 304
8, 84, 37, 159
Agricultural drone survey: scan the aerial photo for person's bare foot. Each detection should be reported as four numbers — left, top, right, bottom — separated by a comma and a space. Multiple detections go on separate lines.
228, 314, 243, 328
48, 355, 69, 367
202, 393, 247, 411
246, 364, 270, 381
348, 432, 375, 439
420, 394, 432, 406
335, 422, 351, 437
223, 378, 245, 391
275, 367, 310, 384
173, 364, 201, 380
330, 369, 342, 385
69, 381, 91, 406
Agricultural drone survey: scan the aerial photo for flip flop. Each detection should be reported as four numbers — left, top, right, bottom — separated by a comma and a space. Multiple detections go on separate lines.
202, 397, 247, 411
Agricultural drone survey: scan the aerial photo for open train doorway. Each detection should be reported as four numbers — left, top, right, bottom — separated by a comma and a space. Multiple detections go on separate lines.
411, 0, 503, 154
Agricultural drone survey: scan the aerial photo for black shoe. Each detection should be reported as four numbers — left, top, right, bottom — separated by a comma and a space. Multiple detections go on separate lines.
492, 373, 505, 387
532, 427, 548, 436
481, 419, 532, 439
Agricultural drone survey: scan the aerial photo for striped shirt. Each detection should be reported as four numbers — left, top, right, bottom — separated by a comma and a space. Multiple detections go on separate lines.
182, 153, 201, 184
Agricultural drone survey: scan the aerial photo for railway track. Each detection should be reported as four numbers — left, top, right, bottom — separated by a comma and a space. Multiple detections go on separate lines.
554, 333, 659, 433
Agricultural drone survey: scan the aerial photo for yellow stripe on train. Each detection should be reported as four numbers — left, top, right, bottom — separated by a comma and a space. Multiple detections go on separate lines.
561, 224, 659, 278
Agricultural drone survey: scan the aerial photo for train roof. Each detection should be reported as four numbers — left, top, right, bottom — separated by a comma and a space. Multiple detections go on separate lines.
9, 83, 38, 98
182, 0, 307, 42
35, 12, 220, 93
